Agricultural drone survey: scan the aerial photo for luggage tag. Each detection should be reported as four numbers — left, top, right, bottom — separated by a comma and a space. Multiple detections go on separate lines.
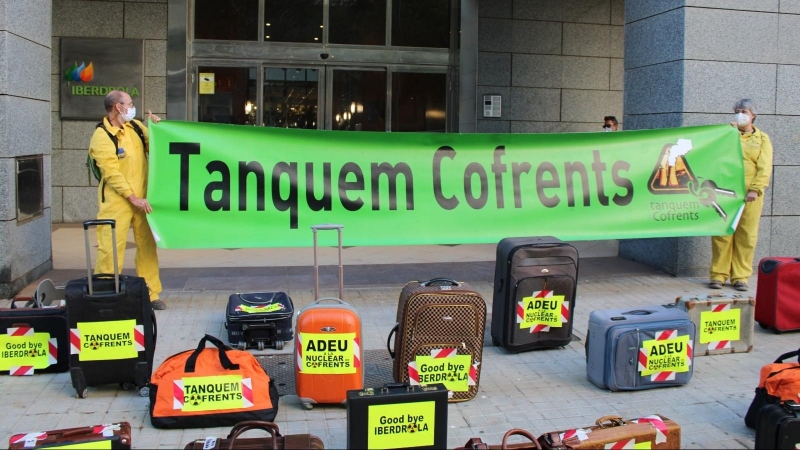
203, 437, 217, 449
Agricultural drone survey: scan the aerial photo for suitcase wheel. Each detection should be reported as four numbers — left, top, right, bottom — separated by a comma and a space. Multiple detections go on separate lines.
302, 402, 314, 410
77, 388, 88, 399
257, 341, 265, 351
758, 322, 769, 329
120, 382, 134, 391
237, 342, 247, 351
275, 340, 284, 350
139, 385, 150, 397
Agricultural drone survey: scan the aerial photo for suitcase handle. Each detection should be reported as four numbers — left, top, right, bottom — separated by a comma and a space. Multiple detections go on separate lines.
312, 224, 344, 300
381, 382, 411, 392
595, 415, 627, 427
501, 429, 541, 450
622, 310, 654, 316
310, 297, 350, 307
387, 324, 398, 359
784, 400, 800, 413
773, 348, 800, 363
83, 220, 119, 295
226, 421, 282, 447
185, 334, 240, 373
420, 277, 460, 287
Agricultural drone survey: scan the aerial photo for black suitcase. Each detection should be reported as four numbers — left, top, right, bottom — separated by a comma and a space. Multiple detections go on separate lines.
225, 292, 294, 350
64, 219, 157, 398
491, 236, 578, 352
755, 400, 800, 449
347, 383, 448, 450
0, 281, 70, 375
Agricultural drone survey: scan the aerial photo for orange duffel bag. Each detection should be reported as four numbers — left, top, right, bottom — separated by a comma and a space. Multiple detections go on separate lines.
745, 347, 800, 428
150, 334, 279, 429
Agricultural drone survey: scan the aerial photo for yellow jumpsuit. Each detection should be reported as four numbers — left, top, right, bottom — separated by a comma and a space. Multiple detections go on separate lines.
89, 117, 162, 301
710, 126, 773, 284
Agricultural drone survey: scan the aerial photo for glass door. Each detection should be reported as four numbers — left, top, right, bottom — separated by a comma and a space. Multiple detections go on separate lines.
327, 67, 387, 131
263, 67, 321, 129
196, 66, 258, 125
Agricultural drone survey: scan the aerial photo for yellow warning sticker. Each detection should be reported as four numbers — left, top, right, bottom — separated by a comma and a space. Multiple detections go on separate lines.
199, 73, 215, 94
78, 320, 137, 362
299, 333, 356, 374
236, 303, 284, 314
634, 441, 652, 449
368, 401, 435, 449
181, 375, 244, 412
640, 335, 690, 376
699, 308, 740, 344
0, 332, 51, 370
47, 441, 112, 449
414, 354, 471, 392
518, 295, 564, 328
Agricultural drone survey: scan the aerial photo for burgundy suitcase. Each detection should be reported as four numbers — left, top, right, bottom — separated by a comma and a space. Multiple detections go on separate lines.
8, 422, 131, 449
755, 257, 800, 333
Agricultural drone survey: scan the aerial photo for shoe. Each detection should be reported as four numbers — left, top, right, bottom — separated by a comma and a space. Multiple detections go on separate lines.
708, 281, 723, 289
733, 281, 748, 292
151, 300, 167, 310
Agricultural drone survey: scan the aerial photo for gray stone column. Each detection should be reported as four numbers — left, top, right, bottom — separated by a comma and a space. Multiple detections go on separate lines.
0, 0, 53, 297
621, 1, 800, 276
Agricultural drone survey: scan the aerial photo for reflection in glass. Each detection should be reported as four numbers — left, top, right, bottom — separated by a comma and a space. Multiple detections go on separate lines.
392, 72, 447, 132
392, 0, 450, 48
263, 68, 319, 129
17, 156, 43, 222
332, 70, 386, 131
330, 0, 386, 46
198, 67, 258, 125
194, 0, 259, 41
264, 0, 323, 43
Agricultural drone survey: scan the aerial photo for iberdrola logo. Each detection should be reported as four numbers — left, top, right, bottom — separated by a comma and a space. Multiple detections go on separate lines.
64, 62, 94, 82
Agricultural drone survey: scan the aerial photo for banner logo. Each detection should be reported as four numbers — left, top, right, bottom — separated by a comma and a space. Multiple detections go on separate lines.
368, 401, 435, 449
64, 61, 94, 82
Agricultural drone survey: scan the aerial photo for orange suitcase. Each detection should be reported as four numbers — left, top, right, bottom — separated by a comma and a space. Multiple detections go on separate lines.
295, 225, 364, 409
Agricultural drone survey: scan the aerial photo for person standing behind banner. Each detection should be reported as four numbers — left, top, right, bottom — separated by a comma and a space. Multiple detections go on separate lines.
709, 98, 773, 292
89, 90, 166, 310
603, 116, 618, 131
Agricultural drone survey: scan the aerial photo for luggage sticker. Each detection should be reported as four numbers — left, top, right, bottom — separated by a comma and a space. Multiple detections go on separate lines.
0, 327, 57, 375
603, 439, 652, 449
296, 332, 359, 374
638, 330, 692, 382
173, 375, 254, 412
235, 303, 285, 314
34, 440, 112, 449
407, 348, 478, 393
559, 428, 591, 442
70, 321, 143, 361
699, 304, 740, 349
631, 416, 668, 445
367, 401, 436, 449
517, 290, 569, 332
8, 432, 46, 448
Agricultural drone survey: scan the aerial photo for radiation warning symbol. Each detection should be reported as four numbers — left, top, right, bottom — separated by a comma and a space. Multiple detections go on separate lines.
407, 422, 418, 433
28, 349, 37, 358
90, 341, 100, 350
188, 394, 201, 406
648, 139, 697, 195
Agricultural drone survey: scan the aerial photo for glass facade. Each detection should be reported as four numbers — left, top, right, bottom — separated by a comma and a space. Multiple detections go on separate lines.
263, 68, 319, 129
197, 67, 258, 125
194, 0, 259, 41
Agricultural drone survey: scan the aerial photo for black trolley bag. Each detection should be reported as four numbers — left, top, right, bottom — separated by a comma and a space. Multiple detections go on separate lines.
755, 400, 800, 449
491, 236, 578, 352
65, 219, 157, 398
225, 292, 294, 351
0, 280, 70, 375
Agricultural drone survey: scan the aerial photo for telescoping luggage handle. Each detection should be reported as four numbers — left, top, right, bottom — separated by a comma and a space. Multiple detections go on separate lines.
83, 219, 119, 295
311, 224, 344, 300
184, 334, 240, 373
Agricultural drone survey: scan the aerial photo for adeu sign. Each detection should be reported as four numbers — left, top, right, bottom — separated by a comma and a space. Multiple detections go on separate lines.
60, 38, 144, 120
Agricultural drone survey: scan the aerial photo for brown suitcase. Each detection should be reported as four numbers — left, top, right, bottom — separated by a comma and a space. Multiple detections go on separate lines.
183, 421, 324, 449
8, 422, 131, 449
538, 415, 680, 449
456, 429, 542, 449
387, 277, 486, 402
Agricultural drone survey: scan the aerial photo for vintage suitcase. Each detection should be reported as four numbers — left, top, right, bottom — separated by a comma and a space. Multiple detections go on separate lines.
755, 257, 800, 333
388, 277, 486, 402
347, 383, 448, 450
296, 224, 363, 409
674, 293, 754, 356
456, 429, 542, 450
8, 422, 132, 449
0, 281, 69, 375
183, 421, 324, 449
538, 414, 680, 449
225, 292, 294, 350
586, 305, 695, 391
65, 220, 157, 398
491, 237, 578, 352
754, 400, 800, 449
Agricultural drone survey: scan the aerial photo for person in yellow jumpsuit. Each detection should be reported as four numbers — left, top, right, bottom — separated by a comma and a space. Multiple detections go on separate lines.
709, 99, 773, 291
89, 90, 165, 309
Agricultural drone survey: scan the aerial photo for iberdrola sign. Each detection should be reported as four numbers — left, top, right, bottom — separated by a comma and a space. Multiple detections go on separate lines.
146, 122, 745, 249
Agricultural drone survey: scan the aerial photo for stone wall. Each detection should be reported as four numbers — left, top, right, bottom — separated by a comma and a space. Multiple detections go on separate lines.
477, 0, 625, 133
621, 1, 800, 276
51, 0, 167, 223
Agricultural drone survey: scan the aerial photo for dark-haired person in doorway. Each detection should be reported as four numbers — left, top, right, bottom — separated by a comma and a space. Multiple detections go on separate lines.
89, 90, 166, 310
709, 98, 773, 291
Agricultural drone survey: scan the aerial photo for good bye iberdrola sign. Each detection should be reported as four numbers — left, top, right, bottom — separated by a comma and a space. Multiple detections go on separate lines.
145, 122, 745, 249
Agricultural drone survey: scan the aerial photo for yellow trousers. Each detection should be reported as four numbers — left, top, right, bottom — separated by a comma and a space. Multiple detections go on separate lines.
710, 195, 763, 283
95, 201, 162, 301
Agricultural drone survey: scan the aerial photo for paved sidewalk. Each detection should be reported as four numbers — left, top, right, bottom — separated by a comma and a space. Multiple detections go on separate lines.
0, 227, 786, 449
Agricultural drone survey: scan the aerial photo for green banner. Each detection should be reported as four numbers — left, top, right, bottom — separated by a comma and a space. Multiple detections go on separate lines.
147, 122, 745, 248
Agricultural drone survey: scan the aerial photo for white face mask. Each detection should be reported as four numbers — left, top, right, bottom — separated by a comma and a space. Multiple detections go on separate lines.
734, 112, 751, 127
121, 106, 136, 122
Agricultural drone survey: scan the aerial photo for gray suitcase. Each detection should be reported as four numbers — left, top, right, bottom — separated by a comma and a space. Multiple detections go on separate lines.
674, 293, 754, 356
586, 305, 696, 391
